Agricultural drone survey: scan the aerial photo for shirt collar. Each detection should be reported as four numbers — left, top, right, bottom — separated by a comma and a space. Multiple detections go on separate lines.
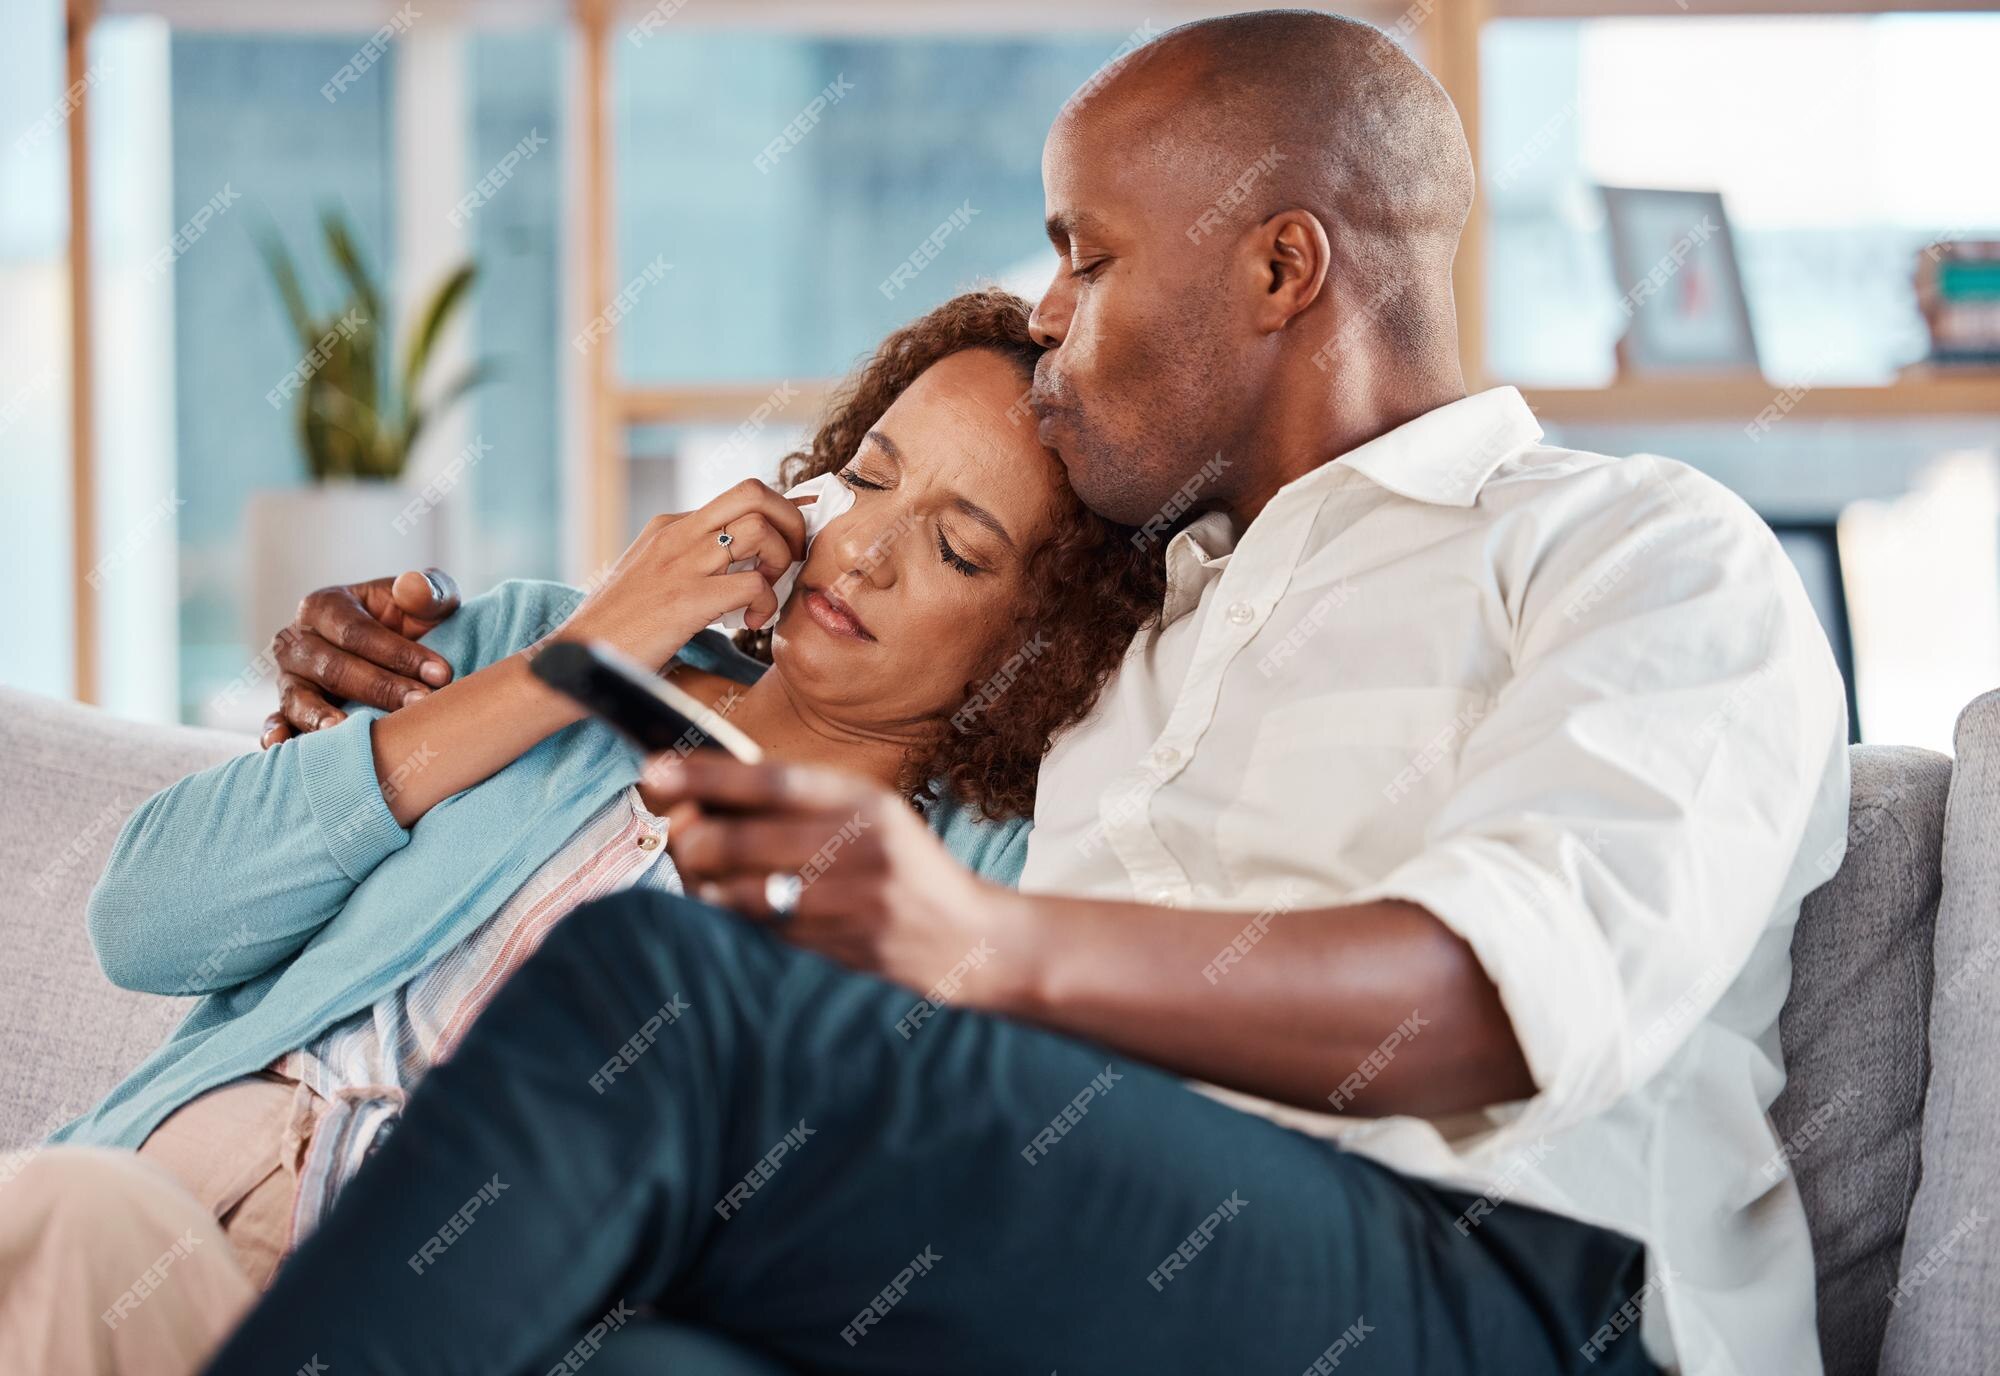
1326, 386, 1543, 510
1161, 511, 1236, 623
1152, 388, 1543, 622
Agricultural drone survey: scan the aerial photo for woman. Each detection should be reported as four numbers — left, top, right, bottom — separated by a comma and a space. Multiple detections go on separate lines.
1, 289, 1163, 1372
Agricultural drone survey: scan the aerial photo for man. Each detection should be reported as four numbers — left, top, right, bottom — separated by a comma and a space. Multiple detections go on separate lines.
215, 12, 1846, 1375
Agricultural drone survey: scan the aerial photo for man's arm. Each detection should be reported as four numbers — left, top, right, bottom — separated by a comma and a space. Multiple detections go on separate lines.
993, 889, 1534, 1118
647, 756, 1533, 1121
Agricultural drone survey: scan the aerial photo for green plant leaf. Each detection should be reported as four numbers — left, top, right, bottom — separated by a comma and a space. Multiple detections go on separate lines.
303, 391, 364, 481
255, 223, 317, 347
321, 210, 382, 326
399, 359, 497, 464
399, 263, 477, 420
344, 312, 383, 432
307, 379, 384, 480
268, 208, 481, 483
304, 326, 375, 445
309, 383, 382, 443
296, 383, 328, 481
321, 211, 387, 426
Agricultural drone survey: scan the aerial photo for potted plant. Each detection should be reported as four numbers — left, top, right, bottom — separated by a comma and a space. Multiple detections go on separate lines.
242, 210, 490, 650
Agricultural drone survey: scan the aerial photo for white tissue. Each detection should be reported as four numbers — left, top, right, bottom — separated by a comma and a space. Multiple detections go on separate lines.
714, 471, 856, 631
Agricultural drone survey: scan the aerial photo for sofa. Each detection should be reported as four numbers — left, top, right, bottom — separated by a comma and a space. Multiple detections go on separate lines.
3, 682, 1997, 1374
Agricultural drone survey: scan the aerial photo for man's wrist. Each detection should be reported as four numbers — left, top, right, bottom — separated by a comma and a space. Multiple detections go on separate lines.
974, 882, 1056, 1021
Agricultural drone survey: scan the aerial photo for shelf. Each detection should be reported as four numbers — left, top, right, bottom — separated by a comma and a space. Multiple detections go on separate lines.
1517, 374, 2000, 425
619, 383, 832, 427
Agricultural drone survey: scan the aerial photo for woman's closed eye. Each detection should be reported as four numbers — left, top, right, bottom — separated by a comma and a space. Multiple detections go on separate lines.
839, 465, 986, 575
937, 527, 983, 578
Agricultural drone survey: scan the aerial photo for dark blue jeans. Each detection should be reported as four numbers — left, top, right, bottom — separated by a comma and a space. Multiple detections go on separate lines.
206, 891, 1660, 1376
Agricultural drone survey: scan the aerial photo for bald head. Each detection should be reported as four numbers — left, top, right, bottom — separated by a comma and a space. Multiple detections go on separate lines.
1028, 10, 1476, 524
1066, 11, 1472, 333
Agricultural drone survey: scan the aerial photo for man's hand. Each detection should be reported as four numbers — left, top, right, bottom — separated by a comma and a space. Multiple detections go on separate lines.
647, 755, 1021, 1009
262, 569, 462, 747
645, 758, 1533, 1120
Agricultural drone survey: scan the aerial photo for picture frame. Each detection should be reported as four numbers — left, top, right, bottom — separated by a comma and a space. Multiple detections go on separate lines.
1599, 186, 1760, 377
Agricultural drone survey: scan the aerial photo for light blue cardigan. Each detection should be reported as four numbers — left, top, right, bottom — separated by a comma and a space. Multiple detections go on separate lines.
57, 580, 1030, 1150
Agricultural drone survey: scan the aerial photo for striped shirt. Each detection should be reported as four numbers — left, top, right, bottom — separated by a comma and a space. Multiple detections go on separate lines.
274, 786, 676, 1245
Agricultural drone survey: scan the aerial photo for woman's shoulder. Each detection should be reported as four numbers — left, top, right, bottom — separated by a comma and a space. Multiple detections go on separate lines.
924, 796, 1033, 889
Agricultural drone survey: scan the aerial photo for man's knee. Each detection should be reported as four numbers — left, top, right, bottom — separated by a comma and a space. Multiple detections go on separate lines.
568, 885, 701, 931
555, 888, 724, 970
555, 888, 780, 1030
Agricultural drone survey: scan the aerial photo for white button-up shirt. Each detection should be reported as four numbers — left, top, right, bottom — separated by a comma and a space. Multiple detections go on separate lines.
1020, 387, 1850, 1376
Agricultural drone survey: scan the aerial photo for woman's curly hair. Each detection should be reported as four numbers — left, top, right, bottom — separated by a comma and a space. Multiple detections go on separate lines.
734, 287, 1165, 821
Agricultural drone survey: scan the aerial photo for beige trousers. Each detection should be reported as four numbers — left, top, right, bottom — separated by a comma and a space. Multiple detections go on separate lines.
0, 1075, 318, 1376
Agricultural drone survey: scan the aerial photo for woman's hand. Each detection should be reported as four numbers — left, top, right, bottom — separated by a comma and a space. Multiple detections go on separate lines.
560, 480, 811, 668
648, 754, 1024, 1012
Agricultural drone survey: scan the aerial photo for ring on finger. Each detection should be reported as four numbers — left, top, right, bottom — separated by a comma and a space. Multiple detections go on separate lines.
764, 873, 803, 921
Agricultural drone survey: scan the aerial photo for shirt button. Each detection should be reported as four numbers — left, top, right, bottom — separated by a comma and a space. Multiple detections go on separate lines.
637, 833, 661, 852
1226, 601, 1255, 625
1150, 744, 1181, 770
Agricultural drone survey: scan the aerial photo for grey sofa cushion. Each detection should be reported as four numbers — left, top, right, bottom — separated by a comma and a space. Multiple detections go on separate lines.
1880, 691, 2000, 1376
0, 686, 250, 1149
1775, 744, 1952, 1376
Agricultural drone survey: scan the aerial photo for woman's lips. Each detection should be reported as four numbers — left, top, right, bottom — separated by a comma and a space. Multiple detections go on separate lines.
803, 586, 874, 642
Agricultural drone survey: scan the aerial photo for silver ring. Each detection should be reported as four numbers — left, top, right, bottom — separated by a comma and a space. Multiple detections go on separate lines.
764, 873, 802, 919
716, 531, 734, 548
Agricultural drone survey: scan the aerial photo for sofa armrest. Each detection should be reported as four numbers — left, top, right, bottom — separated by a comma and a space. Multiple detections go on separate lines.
1880, 689, 2000, 1375
0, 687, 251, 1148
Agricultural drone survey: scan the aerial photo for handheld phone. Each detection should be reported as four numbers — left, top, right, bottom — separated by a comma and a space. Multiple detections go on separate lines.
530, 640, 764, 763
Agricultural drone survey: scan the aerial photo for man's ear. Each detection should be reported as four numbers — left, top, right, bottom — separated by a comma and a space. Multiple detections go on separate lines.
1249, 209, 1331, 332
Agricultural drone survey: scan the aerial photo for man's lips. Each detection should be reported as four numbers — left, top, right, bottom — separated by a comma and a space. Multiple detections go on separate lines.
1028, 384, 1067, 447
803, 585, 874, 642
1031, 399, 1064, 447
